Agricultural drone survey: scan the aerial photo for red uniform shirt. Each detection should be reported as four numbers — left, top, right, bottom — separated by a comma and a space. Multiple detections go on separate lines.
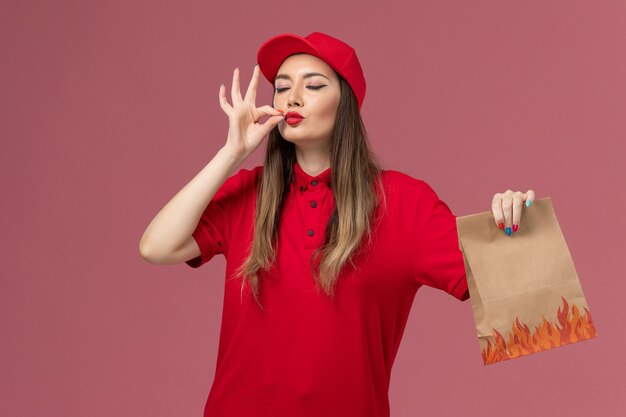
186, 159, 469, 417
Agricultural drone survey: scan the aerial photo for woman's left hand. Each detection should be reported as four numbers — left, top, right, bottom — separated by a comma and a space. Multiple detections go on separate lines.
492, 189, 536, 236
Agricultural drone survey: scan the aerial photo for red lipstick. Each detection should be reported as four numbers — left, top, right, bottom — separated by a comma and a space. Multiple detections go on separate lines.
284, 111, 304, 125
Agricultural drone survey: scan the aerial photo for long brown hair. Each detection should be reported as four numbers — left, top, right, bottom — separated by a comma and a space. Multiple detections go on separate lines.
232, 71, 388, 309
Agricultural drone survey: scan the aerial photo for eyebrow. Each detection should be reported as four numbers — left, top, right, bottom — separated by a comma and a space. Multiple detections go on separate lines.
275, 72, 330, 82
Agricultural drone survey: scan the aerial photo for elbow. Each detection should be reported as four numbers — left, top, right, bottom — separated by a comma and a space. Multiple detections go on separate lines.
139, 235, 175, 265
139, 236, 156, 263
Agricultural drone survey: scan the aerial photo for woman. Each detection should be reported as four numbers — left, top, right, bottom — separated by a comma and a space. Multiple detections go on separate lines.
140, 32, 535, 417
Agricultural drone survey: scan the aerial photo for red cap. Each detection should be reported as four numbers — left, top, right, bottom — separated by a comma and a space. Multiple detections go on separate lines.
256, 32, 366, 110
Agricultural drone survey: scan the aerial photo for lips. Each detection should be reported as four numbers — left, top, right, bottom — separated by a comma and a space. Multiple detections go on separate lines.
284, 112, 304, 125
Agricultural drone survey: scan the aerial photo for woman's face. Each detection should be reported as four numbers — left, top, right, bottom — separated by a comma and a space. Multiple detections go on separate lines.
272, 53, 341, 145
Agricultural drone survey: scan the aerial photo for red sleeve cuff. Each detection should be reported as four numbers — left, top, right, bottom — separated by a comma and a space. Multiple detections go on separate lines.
450, 272, 470, 302
185, 227, 217, 268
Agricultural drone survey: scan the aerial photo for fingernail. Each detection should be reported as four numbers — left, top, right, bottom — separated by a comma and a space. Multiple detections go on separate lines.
526, 200, 532, 207
498, 222, 504, 230
513, 224, 518, 232
506, 227, 512, 235
277, 109, 284, 114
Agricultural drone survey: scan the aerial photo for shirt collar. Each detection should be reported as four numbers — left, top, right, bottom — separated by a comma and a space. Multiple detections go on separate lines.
293, 159, 332, 191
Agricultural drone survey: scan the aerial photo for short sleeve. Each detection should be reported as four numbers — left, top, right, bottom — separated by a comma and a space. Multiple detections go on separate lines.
412, 180, 470, 302
185, 167, 255, 268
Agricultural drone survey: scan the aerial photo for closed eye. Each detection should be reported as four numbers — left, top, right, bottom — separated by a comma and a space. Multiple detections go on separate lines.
275, 85, 326, 93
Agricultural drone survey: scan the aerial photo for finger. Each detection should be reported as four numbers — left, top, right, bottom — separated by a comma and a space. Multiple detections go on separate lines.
219, 84, 232, 116
512, 192, 524, 233
258, 114, 285, 137
255, 105, 284, 120
524, 189, 536, 207
231, 67, 243, 105
491, 194, 505, 231
244, 64, 260, 104
251, 105, 284, 124
502, 193, 513, 236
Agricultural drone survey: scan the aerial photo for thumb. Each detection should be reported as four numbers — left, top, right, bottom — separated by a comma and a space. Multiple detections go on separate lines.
523, 189, 536, 207
259, 114, 284, 136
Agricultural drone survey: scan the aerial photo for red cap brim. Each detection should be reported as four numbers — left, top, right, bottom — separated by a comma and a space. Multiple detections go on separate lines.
256, 33, 325, 85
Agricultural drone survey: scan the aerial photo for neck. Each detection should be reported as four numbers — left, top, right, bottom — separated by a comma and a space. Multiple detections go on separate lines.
295, 146, 331, 177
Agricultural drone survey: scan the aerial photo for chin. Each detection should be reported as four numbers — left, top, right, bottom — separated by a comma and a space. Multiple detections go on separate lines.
279, 126, 331, 143
279, 129, 306, 141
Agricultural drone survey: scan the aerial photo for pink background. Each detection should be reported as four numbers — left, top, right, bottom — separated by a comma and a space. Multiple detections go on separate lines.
2, 1, 624, 416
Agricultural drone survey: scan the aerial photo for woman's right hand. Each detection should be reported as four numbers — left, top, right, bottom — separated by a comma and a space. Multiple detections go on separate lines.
219, 65, 284, 159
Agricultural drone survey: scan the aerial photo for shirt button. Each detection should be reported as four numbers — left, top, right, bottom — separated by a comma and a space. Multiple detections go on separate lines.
307, 229, 314, 236
310, 201, 317, 208
311, 180, 318, 186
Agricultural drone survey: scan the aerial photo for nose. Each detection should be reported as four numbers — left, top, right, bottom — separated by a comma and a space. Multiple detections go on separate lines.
287, 84, 303, 108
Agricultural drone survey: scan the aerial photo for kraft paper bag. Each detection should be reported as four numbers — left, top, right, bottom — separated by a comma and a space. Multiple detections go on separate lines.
456, 197, 598, 365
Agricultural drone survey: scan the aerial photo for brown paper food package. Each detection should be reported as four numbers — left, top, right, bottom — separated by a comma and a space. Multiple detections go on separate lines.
456, 197, 598, 365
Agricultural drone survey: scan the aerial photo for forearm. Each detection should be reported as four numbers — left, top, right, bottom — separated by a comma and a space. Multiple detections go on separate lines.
139, 147, 245, 259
